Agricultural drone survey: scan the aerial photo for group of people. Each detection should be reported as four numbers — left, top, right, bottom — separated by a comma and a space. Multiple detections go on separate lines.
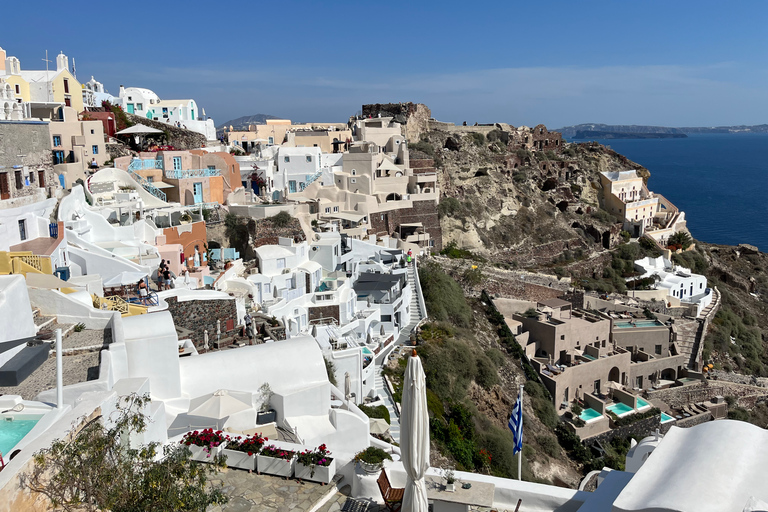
157, 259, 173, 290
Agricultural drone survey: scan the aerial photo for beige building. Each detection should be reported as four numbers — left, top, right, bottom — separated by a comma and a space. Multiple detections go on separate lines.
599, 170, 687, 242
285, 128, 353, 153
228, 119, 349, 153
51, 106, 107, 189
513, 299, 686, 407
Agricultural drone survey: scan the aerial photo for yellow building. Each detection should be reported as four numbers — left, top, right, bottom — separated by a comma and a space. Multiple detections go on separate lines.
0, 48, 84, 117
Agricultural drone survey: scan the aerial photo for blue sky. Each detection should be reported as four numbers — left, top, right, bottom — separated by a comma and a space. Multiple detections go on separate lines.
4, 0, 767, 127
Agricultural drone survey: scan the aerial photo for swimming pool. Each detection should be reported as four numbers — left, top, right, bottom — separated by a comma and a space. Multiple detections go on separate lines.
614, 320, 665, 329
637, 398, 651, 409
0, 414, 42, 457
362, 346, 374, 356
660, 412, 675, 423
580, 408, 602, 422
606, 402, 635, 417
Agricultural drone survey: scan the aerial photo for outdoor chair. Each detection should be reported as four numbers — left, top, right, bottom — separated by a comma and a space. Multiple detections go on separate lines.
377, 469, 403, 512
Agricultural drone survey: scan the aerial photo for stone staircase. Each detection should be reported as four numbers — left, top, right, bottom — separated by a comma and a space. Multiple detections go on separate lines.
32, 308, 76, 340
406, 262, 423, 324
374, 367, 400, 443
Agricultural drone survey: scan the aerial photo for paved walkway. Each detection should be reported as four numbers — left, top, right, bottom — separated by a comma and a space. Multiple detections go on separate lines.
207, 467, 334, 512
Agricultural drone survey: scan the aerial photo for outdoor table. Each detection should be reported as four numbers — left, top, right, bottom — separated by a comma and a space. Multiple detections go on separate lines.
425, 475, 495, 512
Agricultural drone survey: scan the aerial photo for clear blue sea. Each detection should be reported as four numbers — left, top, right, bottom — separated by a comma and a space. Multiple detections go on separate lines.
573, 133, 768, 252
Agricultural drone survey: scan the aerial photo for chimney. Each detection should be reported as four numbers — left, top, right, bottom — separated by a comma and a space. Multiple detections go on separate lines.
56, 52, 68, 72
119, 85, 125, 97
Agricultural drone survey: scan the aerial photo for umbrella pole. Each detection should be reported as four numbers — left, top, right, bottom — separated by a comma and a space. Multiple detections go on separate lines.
518, 383, 523, 481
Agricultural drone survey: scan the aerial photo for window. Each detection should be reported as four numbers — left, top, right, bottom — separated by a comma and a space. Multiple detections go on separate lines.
136, 103, 143, 111
15, 84, 20, 94
655, 345, 662, 355
150, 99, 154, 104
128, 96, 132, 101
64, 97, 71, 107
288, 180, 297, 193
208, 165, 216, 171
147, 176, 153, 183
63, 79, 69, 94
92, 145, 98, 154
162, 107, 168, 115
90, 129, 94, 134
173, 157, 182, 170
350, 178, 356, 184
325, 207, 330, 213
53, 135, 61, 147
53, 151, 65, 164
351, 169, 356, 175
268, 136, 274, 144
381, 315, 392, 322
15, 170, 22, 189
306, 156, 312, 163
18, 219, 27, 241
276, 258, 286, 269
333, 206, 339, 212
284, 156, 290, 163
560, 335, 565, 340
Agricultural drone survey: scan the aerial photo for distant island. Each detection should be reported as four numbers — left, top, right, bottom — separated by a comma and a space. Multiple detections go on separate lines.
558, 123, 768, 139
216, 113, 281, 137
574, 130, 687, 140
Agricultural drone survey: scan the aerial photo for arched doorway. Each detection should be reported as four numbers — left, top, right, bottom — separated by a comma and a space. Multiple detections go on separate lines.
608, 366, 620, 383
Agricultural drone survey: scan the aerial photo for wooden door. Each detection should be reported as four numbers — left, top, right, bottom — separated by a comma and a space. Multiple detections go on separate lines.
38, 170, 45, 188
0, 172, 9, 200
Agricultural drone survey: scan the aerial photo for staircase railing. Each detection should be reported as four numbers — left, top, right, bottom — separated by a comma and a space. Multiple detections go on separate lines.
126, 159, 167, 202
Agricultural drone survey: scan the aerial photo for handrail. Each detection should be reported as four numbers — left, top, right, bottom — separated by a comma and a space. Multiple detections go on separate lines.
411, 258, 427, 323
164, 168, 222, 179
125, 167, 167, 202
17, 255, 43, 272
128, 158, 163, 171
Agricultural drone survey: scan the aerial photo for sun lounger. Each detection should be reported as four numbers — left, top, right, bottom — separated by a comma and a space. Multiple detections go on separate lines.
542, 369, 554, 377
224, 422, 278, 439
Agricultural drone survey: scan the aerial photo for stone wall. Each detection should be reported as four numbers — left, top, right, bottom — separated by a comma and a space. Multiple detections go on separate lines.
0, 120, 57, 200
308, 304, 340, 324
125, 114, 206, 150
370, 199, 443, 252
165, 295, 238, 349
583, 414, 664, 444
361, 103, 431, 141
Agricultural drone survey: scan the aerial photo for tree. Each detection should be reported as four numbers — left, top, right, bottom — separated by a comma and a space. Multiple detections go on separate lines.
668, 231, 693, 250
23, 394, 228, 512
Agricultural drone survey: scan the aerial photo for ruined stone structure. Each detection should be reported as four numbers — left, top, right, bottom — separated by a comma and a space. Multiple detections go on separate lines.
360, 102, 431, 142
0, 120, 57, 204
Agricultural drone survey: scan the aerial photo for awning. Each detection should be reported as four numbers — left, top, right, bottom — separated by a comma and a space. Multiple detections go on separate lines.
325, 211, 366, 222
115, 124, 163, 135
152, 181, 175, 189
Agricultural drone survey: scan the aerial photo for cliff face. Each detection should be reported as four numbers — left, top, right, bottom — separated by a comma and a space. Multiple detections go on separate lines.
417, 126, 650, 270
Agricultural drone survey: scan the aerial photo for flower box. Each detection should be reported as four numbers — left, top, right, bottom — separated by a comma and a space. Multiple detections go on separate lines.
257, 453, 295, 477
188, 443, 224, 462
222, 448, 256, 471
257, 409, 277, 424
295, 458, 336, 484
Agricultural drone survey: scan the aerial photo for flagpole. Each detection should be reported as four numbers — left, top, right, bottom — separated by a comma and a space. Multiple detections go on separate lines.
518, 383, 523, 481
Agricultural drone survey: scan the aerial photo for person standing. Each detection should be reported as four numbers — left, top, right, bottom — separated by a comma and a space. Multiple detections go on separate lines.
244, 312, 254, 344
157, 260, 167, 290
138, 279, 148, 305
162, 267, 172, 291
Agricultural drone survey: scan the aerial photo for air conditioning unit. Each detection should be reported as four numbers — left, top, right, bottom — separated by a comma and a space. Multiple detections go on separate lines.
282, 268, 292, 274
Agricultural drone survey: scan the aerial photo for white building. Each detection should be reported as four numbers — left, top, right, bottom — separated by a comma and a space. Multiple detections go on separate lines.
117, 87, 216, 141
634, 255, 712, 315
82, 76, 115, 108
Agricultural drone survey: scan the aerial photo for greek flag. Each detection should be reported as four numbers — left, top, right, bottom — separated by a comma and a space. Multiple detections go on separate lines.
508, 394, 523, 455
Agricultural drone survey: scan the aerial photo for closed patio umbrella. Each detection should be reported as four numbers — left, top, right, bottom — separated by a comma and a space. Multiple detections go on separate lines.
344, 371, 352, 401
401, 349, 429, 512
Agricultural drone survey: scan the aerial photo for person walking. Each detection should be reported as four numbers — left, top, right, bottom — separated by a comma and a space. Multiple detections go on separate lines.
162, 267, 172, 291
157, 260, 167, 290
138, 278, 148, 305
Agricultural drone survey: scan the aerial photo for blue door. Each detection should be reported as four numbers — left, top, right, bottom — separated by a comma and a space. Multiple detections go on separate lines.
127, 103, 134, 114
193, 182, 203, 204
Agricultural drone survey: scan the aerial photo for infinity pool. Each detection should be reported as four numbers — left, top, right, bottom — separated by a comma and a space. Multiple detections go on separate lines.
606, 402, 635, 417
0, 415, 42, 457
637, 398, 651, 409
580, 408, 602, 422
614, 320, 665, 329
660, 412, 675, 423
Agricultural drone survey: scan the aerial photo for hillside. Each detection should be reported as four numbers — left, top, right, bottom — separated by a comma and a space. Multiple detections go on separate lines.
558, 123, 768, 137
415, 128, 649, 273
216, 114, 281, 137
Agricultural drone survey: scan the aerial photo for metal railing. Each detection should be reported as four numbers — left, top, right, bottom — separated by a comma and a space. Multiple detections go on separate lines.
128, 158, 163, 171
164, 168, 222, 179
303, 170, 323, 188
92, 295, 130, 315
125, 168, 167, 202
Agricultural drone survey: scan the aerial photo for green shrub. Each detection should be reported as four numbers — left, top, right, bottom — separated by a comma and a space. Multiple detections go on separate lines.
418, 261, 473, 328
359, 404, 390, 424
438, 197, 464, 218
537, 435, 559, 458
468, 132, 486, 147
354, 446, 393, 465
409, 140, 435, 157
270, 210, 293, 228
73, 323, 86, 333
485, 348, 506, 368
475, 352, 499, 389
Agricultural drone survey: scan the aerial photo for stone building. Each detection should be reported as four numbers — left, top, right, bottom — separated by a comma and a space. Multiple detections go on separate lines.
0, 120, 57, 205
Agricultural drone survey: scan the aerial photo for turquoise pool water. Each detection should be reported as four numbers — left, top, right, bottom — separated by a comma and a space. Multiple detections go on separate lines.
637, 398, 651, 409
607, 402, 634, 416
362, 346, 374, 355
580, 408, 602, 422
678, 377, 697, 383
0, 416, 40, 457
614, 320, 665, 329
661, 412, 675, 423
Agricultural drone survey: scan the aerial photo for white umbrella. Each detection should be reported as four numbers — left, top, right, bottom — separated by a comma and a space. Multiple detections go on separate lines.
401, 350, 429, 512
369, 418, 390, 435
114, 124, 164, 135
188, 389, 251, 428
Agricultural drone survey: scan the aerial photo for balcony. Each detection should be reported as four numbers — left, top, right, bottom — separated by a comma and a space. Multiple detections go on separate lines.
164, 168, 222, 179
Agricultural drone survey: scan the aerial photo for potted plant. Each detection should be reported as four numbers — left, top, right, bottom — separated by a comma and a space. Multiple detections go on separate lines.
354, 446, 392, 475
442, 467, 457, 492
221, 433, 267, 471
180, 428, 227, 462
295, 444, 335, 484
256, 383, 276, 424
179, 212, 192, 224
257, 445, 296, 477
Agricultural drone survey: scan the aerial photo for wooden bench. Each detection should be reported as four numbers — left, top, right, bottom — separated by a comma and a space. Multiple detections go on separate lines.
377, 469, 404, 512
